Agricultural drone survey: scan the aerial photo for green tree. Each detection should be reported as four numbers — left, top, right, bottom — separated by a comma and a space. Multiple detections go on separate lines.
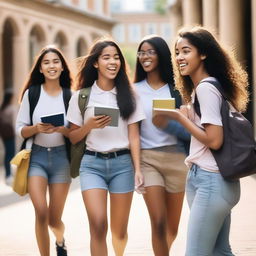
155, 0, 167, 15
121, 46, 137, 81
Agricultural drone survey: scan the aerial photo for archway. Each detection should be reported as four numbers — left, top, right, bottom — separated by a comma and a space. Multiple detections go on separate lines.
29, 25, 46, 67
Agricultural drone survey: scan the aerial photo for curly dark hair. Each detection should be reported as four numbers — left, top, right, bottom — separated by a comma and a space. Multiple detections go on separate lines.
173, 26, 249, 112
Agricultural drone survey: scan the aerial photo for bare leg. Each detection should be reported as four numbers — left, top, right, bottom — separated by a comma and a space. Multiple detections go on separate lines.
143, 186, 169, 256
28, 176, 49, 256
166, 191, 185, 249
48, 183, 70, 244
110, 192, 133, 256
82, 189, 108, 256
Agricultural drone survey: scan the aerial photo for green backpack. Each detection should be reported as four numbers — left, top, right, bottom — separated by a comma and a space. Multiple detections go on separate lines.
70, 88, 91, 178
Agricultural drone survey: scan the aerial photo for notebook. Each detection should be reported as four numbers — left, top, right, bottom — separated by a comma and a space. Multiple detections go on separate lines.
153, 98, 175, 111
94, 107, 119, 127
40, 112, 64, 127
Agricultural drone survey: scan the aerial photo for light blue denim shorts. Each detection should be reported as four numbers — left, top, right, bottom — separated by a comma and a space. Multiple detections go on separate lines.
80, 153, 134, 193
28, 144, 71, 184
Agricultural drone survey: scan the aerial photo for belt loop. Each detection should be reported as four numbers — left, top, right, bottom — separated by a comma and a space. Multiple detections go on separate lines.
114, 152, 117, 158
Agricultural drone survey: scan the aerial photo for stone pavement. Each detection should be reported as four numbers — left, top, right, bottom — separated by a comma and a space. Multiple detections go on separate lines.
0, 165, 255, 256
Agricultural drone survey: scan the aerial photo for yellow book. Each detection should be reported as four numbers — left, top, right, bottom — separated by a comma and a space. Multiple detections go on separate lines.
153, 98, 175, 110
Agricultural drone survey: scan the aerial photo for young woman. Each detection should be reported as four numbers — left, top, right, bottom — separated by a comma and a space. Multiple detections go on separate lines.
16, 45, 72, 256
67, 38, 145, 256
134, 35, 190, 256
153, 26, 249, 255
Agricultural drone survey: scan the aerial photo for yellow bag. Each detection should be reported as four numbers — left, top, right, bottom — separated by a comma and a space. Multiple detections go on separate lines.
10, 149, 31, 196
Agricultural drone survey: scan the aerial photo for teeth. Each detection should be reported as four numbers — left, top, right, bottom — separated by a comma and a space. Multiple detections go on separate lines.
108, 67, 116, 71
179, 63, 187, 67
143, 61, 151, 67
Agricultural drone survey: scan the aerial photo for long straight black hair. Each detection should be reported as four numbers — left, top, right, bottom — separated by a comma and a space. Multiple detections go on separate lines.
19, 45, 72, 102
134, 35, 175, 85
76, 38, 135, 119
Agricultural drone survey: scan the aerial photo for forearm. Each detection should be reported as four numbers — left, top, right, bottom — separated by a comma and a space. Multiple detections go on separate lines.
21, 125, 38, 139
164, 120, 190, 141
128, 123, 141, 172
69, 123, 91, 144
178, 115, 223, 150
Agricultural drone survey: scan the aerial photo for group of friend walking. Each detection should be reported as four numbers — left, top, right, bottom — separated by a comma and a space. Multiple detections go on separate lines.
13, 25, 249, 256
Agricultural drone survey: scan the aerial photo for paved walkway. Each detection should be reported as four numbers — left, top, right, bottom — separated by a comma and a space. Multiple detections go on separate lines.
0, 166, 255, 256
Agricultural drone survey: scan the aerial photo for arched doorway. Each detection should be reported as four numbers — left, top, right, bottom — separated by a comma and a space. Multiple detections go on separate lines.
2, 18, 18, 92
54, 31, 68, 56
29, 25, 46, 68
76, 37, 88, 57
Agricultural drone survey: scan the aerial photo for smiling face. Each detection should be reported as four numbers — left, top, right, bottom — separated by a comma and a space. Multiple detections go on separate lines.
138, 42, 159, 73
40, 51, 63, 81
94, 45, 121, 82
175, 37, 206, 79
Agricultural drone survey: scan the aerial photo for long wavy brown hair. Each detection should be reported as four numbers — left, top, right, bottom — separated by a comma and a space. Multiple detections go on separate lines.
173, 26, 249, 112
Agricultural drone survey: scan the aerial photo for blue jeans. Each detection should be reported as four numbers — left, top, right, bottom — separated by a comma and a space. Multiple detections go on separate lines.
185, 165, 240, 256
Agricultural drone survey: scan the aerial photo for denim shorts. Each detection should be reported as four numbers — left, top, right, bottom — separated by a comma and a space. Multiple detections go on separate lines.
80, 153, 134, 193
28, 144, 71, 184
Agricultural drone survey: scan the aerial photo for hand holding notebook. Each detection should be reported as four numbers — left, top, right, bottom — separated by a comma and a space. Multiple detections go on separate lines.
40, 112, 64, 127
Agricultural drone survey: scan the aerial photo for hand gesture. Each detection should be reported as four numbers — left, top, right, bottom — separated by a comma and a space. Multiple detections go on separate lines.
36, 123, 57, 134
87, 115, 111, 130
134, 171, 145, 194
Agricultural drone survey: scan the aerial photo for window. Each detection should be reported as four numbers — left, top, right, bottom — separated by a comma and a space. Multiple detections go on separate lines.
145, 23, 157, 35
112, 24, 125, 43
94, 0, 104, 14
160, 23, 172, 40
128, 24, 141, 43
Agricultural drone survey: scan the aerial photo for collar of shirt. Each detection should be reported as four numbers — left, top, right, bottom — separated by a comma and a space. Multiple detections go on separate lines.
93, 82, 117, 95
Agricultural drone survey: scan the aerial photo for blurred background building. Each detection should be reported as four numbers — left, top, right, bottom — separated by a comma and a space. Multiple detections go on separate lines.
0, 0, 114, 102
0, 0, 255, 164
168, 0, 254, 130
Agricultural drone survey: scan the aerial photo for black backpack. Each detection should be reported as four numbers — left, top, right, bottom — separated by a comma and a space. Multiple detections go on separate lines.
194, 80, 256, 181
21, 85, 72, 160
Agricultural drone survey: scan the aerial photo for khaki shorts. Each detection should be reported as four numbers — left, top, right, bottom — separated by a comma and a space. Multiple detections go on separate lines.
140, 149, 188, 193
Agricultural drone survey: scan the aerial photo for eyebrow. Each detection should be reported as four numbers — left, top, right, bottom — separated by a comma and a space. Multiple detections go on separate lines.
101, 53, 119, 57
42, 58, 60, 62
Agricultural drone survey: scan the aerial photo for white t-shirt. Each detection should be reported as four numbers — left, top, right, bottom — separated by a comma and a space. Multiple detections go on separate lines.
16, 85, 68, 147
67, 82, 145, 152
135, 79, 177, 149
185, 77, 223, 172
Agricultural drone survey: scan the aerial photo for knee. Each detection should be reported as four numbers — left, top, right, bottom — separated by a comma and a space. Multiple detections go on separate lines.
151, 218, 167, 239
90, 219, 108, 240
35, 207, 48, 224
112, 229, 128, 241
48, 216, 63, 229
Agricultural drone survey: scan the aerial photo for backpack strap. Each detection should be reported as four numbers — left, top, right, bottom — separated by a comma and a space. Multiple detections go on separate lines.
28, 85, 41, 124
78, 88, 91, 118
168, 84, 182, 108
194, 80, 224, 118
62, 87, 72, 113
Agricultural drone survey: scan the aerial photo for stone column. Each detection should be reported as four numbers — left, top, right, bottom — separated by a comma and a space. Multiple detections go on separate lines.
182, 0, 202, 26
251, 0, 256, 134
169, 0, 183, 35
202, 0, 218, 32
219, 0, 245, 62
13, 34, 30, 97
